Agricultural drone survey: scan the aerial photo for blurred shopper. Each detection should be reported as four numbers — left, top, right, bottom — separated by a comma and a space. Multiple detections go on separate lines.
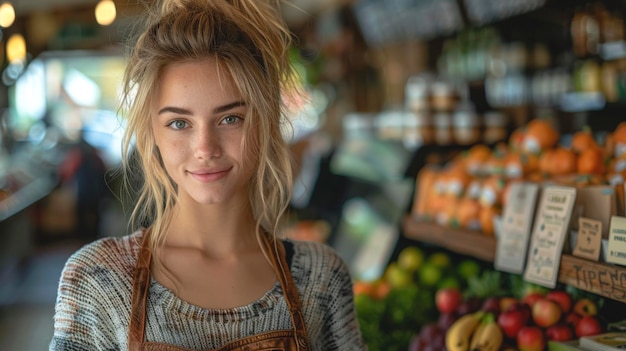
57, 133, 108, 240
50, 0, 366, 350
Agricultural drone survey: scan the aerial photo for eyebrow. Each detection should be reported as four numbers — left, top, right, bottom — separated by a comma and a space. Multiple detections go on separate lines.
157, 101, 246, 115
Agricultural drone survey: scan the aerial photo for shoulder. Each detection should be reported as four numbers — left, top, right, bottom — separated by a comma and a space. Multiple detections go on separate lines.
59, 231, 143, 292
52, 232, 144, 349
286, 239, 345, 264
284, 239, 351, 282
66, 231, 142, 268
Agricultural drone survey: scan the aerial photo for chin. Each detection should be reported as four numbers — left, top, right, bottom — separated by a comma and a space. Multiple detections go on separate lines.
191, 195, 225, 205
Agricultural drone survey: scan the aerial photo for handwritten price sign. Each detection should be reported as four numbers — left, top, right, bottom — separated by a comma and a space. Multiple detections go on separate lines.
524, 185, 577, 288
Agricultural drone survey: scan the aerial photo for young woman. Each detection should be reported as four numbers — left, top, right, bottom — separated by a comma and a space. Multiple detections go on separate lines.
49, 0, 366, 350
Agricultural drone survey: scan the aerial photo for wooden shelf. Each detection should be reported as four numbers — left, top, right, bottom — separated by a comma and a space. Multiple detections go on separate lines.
402, 216, 626, 304
402, 217, 496, 262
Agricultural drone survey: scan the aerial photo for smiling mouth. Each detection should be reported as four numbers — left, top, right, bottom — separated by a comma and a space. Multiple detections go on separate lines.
188, 167, 231, 182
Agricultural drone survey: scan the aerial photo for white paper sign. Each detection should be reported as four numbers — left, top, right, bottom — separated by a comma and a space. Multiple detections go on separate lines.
524, 185, 577, 288
495, 182, 539, 274
606, 216, 626, 266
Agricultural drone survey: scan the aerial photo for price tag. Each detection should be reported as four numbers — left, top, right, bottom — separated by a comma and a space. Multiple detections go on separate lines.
524, 185, 577, 288
573, 217, 602, 261
606, 216, 626, 266
495, 182, 539, 274
571, 185, 616, 239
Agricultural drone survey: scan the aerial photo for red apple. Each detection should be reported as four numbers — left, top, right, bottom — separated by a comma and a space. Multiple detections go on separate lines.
517, 326, 546, 351
575, 315, 604, 338
546, 290, 573, 313
498, 308, 530, 339
546, 322, 574, 341
532, 298, 562, 328
435, 287, 462, 314
500, 296, 518, 312
573, 298, 598, 317
507, 302, 532, 322
522, 291, 545, 308
565, 312, 582, 328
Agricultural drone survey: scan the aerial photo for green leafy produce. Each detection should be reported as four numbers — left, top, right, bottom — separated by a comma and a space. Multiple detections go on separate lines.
355, 285, 435, 351
466, 270, 506, 299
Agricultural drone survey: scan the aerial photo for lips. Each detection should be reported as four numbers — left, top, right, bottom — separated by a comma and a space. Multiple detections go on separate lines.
188, 167, 232, 182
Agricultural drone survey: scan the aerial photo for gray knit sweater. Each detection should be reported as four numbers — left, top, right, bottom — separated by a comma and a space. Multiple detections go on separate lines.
49, 231, 367, 350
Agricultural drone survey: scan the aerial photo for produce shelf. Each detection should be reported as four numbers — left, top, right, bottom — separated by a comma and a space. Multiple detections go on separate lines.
402, 216, 626, 304
402, 216, 496, 262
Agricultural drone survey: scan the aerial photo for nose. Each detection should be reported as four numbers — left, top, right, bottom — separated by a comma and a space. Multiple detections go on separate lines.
193, 126, 221, 159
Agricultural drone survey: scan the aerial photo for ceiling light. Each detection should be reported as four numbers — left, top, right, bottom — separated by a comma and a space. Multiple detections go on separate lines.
95, 0, 116, 26
6, 33, 25, 63
0, 2, 15, 28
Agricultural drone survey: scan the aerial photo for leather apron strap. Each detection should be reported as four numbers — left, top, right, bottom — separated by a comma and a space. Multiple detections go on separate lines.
127, 229, 310, 351
128, 229, 153, 351
259, 233, 310, 350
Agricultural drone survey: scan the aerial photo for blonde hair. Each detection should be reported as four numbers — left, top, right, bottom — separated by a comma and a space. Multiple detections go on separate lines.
120, 0, 298, 252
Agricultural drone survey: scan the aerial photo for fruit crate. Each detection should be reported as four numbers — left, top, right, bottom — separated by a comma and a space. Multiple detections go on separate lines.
402, 216, 626, 304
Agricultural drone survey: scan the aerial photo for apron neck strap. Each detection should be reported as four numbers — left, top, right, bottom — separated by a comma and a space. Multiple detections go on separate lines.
127, 229, 310, 350
128, 228, 152, 351
260, 233, 310, 349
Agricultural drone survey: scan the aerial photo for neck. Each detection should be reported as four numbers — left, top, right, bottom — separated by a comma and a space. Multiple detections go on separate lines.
165, 196, 260, 257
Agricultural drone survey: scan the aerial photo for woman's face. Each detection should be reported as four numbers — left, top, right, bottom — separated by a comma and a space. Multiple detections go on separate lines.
151, 59, 253, 207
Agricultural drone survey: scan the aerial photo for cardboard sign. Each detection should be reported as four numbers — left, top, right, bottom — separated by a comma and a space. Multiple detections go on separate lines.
606, 216, 626, 266
524, 185, 577, 288
495, 182, 539, 274
573, 217, 602, 261
571, 186, 616, 239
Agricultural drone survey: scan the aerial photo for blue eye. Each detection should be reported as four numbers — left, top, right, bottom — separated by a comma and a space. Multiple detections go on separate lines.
221, 115, 242, 125
167, 120, 188, 130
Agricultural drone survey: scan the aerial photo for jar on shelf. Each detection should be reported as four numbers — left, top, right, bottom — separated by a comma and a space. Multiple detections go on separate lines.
433, 112, 453, 145
453, 102, 481, 145
483, 111, 508, 144
404, 111, 434, 147
376, 110, 405, 141
430, 80, 457, 112
405, 73, 433, 113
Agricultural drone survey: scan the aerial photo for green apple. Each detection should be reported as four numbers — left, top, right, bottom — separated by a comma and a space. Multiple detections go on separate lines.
428, 252, 451, 268
397, 246, 424, 272
419, 262, 443, 287
457, 259, 481, 280
384, 262, 414, 288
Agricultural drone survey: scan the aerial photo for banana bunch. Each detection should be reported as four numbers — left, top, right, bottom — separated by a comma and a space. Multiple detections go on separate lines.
469, 313, 503, 351
445, 311, 503, 351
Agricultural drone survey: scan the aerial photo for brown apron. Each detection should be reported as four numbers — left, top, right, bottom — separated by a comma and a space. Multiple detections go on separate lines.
128, 230, 310, 351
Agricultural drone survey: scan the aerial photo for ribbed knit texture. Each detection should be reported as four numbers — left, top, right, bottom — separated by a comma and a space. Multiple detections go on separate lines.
49, 231, 367, 350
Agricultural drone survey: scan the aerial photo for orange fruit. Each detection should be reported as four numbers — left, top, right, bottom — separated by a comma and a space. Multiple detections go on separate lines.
353, 281, 375, 297
480, 205, 500, 236
455, 197, 481, 230
571, 128, 598, 154
550, 147, 578, 176
523, 119, 559, 154
577, 147, 606, 175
